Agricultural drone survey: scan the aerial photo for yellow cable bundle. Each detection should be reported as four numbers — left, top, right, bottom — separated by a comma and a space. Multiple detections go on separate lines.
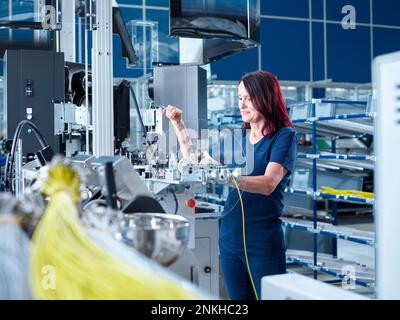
320, 186, 374, 199
31, 162, 201, 300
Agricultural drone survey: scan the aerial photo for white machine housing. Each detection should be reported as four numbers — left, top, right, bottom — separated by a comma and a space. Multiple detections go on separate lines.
373, 50, 400, 300
262, 273, 368, 300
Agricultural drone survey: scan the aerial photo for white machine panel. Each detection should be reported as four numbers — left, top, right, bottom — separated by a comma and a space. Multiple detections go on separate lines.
373, 51, 400, 299
262, 273, 368, 300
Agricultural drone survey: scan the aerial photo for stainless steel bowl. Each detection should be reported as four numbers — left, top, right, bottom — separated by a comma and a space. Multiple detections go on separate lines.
114, 213, 190, 266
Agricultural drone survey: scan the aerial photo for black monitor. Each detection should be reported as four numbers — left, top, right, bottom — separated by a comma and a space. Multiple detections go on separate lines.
169, 0, 260, 62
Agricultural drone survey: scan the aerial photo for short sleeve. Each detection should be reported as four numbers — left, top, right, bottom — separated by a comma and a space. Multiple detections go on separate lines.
269, 127, 297, 175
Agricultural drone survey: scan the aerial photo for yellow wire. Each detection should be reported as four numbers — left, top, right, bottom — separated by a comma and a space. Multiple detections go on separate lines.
31, 162, 202, 300
231, 176, 259, 300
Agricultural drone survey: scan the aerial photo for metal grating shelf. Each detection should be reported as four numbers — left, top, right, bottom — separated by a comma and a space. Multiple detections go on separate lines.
284, 188, 375, 205
292, 113, 372, 124
297, 153, 375, 161
286, 250, 375, 289
282, 218, 375, 246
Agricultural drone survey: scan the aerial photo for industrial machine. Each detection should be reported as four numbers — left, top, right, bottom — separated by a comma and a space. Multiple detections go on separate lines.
2, 0, 137, 160
373, 50, 400, 300
1, 0, 260, 299
120, 63, 241, 296
3, 52, 135, 162
19, 152, 239, 297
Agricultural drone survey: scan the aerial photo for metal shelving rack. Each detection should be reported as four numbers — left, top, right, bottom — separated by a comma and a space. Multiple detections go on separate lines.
284, 187, 374, 205
286, 98, 375, 289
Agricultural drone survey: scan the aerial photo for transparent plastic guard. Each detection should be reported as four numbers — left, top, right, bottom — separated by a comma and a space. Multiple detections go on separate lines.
126, 20, 159, 72
0, 0, 47, 23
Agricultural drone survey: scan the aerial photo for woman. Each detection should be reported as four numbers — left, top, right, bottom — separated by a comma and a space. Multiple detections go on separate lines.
164, 70, 297, 300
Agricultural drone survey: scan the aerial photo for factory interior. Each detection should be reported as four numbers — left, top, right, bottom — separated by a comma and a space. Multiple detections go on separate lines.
0, 0, 399, 301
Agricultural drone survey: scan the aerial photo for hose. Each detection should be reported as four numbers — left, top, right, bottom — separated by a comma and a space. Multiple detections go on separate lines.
4, 120, 50, 192
170, 189, 179, 215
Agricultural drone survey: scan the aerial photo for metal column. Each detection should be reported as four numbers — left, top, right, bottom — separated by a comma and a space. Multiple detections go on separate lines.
331, 137, 338, 258
34, 0, 48, 46
60, 0, 76, 62
311, 100, 318, 280
92, 0, 114, 156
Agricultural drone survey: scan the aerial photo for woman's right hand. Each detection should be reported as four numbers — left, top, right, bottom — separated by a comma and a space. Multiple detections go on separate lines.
163, 105, 183, 123
162, 105, 191, 159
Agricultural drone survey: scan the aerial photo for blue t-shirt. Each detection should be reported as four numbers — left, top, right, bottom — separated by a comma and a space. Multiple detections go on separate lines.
220, 126, 297, 255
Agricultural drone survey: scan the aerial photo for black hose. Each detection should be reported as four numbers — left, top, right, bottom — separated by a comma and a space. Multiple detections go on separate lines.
4, 121, 28, 190
3, 120, 50, 192
170, 189, 179, 215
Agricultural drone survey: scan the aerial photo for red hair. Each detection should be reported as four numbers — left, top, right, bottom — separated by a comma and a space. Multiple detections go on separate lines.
240, 70, 293, 136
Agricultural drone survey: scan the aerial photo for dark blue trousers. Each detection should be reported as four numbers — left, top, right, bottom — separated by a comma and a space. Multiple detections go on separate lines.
220, 248, 286, 300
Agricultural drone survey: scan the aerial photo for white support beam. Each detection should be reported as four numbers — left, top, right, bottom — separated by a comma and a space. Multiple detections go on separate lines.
34, 0, 47, 45
92, 0, 114, 156
60, 0, 76, 62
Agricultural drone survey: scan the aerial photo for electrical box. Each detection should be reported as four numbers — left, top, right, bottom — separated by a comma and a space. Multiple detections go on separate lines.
4, 50, 65, 156
153, 64, 208, 135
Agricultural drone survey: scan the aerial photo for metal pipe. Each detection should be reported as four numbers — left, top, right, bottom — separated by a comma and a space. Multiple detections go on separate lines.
55, 0, 60, 52
14, 139, 23, 197
312, 101, 318, 280
143, 0, 147, 75
331, 137, 338, 258
85, 26, 90, 155
8, 0, 12, 39
78, 17, 82, 63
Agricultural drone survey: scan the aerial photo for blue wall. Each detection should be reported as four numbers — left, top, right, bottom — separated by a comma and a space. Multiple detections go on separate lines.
213, 0, 400, 83
1, 0, 400, 83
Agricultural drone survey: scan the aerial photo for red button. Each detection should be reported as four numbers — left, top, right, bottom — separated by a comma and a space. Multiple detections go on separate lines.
186, 199, 196, 208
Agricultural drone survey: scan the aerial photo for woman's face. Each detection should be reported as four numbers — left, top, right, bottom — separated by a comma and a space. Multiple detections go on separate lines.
238, 81, 263, 124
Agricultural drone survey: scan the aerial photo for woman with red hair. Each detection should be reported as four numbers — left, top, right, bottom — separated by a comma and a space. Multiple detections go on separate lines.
164, 70, 297, 300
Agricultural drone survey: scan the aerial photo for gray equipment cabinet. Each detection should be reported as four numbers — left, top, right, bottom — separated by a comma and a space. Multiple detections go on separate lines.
4, 50, 65, 155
